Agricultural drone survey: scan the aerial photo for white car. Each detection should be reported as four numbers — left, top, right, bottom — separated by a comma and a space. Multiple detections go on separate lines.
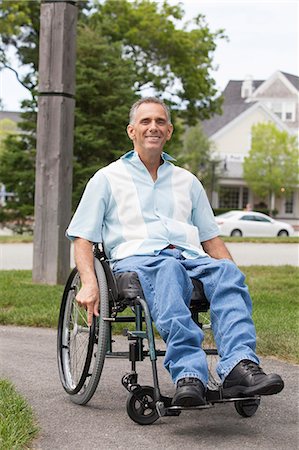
215, 210, 294, 237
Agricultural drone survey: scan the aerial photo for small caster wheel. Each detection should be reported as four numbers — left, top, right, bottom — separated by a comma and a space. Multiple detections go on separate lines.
127, 386, 159, 425
235, 398, 260, 417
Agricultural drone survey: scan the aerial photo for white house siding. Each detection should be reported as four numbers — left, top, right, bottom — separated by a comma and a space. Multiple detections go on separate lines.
211, 107, 298, 225
255, 77, 294, 98
213, 107, 273, 157
250, 75, 299, 134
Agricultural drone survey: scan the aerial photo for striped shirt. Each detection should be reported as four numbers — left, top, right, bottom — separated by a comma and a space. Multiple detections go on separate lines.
66, 150, 219, 261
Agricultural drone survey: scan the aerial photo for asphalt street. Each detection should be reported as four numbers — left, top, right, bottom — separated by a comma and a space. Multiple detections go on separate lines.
0, 242, 298, 270
0, 326, 298, 450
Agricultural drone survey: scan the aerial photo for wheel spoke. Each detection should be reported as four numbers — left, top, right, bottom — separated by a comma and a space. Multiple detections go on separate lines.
57, 259, 109, 404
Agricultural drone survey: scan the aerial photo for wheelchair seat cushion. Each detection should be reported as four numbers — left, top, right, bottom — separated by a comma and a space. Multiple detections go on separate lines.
114, 271, 209, 312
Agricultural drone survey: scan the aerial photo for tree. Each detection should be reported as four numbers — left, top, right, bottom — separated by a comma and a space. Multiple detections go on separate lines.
0, 118, 18, 156
73, 23, 138, 205
243, 123, 298, 212
0, 132, 36, 230
178, 124, 220, 201
92, 0, 225, 123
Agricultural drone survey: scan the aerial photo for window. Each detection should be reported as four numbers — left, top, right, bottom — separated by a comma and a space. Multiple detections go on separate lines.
219, 186, 249, 209
272, 102, 282, 119
219, 186, 239, 209
284, 103, 296, 122
240, 215, 255, 221
285, 192, 294, 214
253, 216, 271, 223
270, 102, 296, 122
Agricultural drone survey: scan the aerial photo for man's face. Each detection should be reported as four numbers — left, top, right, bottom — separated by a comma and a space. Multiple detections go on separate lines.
127, 103, 173, 157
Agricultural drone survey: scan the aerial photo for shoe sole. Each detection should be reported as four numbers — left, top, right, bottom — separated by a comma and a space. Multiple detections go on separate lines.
172, 396, 206, 407
223, 379, 284, 397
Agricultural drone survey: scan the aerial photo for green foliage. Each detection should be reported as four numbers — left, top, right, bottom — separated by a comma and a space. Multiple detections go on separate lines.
73, 23, 138, 205
0, 117, 36, 228
0, 379, 39, 449
93, 0, 225, 123
178, 123, 220, 193
0, 118, 17, 156
0, 0, 40, 93
244, 123, 299, 201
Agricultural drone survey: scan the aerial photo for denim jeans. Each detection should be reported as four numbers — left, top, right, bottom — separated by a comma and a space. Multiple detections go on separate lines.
113, 249, 259, 386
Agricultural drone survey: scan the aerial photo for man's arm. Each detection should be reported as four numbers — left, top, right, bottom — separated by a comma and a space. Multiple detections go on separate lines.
74, 237, 100, 326
202, 236, 234, 261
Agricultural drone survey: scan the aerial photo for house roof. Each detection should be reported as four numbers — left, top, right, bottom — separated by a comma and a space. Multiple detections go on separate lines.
280, 72, 299, 90
221, 80, 264, 105
202, 79, 262, 136
201, 71, 299, 137
201, 102, 254, 137
0, 111, 22, 123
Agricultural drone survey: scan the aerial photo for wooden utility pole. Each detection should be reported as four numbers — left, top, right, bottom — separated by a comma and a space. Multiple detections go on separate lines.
33, 0, 77, 284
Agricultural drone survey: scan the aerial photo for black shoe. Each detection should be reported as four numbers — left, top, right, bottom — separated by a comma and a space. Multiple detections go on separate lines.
172, 377, 206, 407
223, 359, 284, 397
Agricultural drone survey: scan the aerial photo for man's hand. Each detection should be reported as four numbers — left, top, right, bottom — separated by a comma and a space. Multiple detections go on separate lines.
74, 238, 100, 327
76, 283, 100, 327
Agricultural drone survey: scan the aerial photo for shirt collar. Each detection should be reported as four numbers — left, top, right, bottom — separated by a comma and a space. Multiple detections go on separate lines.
121, 150, 176, 162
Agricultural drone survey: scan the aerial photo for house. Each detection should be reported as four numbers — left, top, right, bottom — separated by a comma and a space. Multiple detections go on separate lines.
202, 71, 299, 228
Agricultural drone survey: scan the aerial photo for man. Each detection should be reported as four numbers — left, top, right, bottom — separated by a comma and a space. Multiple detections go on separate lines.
67, 97, 284, 407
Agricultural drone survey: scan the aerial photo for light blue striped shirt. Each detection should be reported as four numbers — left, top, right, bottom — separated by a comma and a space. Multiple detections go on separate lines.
66, 150, 219, 261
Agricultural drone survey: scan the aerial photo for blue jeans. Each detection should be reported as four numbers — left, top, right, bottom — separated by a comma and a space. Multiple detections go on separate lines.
113, 249, 259, 386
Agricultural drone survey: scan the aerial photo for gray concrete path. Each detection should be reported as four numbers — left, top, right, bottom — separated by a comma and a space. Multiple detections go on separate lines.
0, 326, 298, 450
0, 242, 298, 269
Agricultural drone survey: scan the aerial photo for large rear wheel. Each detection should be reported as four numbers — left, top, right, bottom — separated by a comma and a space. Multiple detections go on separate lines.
57, 258, 109, 405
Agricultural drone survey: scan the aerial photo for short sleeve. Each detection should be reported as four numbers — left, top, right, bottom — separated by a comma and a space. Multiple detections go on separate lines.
66, 170, 110, 243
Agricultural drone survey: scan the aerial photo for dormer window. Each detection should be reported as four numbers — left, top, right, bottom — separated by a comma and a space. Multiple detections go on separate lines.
284, 103, 295, 122
270, 102, 295, 121
272, 102, 282, 119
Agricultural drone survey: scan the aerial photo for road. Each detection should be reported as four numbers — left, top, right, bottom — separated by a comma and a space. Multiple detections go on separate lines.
0, 242, 298, 270
0, 326, 298, 450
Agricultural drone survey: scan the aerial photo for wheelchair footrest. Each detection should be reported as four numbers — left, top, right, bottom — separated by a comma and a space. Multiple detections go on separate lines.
207, 387, 260, 404
156, 401, 213, 417
156, 402, 182, 417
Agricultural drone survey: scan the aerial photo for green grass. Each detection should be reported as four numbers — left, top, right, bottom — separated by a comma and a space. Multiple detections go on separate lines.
0, 235, 298, 244
0, 267, 298, 362
0, 271, 63, 328
222, 236, 299, 244
0, 234, 33, 243
0, 379, 39, 450
243, 265, 299, 363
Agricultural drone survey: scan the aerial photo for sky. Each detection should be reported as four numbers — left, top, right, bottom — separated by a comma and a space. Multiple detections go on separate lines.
0, 0, 298, 111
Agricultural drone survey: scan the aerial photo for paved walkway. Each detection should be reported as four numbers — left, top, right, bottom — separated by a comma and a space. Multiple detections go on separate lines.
0, 326, 298, 450
0, 242, 298, 269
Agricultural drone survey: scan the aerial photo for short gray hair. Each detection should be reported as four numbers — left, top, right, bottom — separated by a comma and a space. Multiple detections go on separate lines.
129, 97, 171, 124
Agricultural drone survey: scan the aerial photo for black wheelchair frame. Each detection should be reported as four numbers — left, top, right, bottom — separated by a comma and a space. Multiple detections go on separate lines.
57, 245, 260, 425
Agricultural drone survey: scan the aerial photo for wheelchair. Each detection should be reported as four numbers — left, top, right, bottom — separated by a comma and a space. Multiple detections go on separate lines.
57, 245, 261, 425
